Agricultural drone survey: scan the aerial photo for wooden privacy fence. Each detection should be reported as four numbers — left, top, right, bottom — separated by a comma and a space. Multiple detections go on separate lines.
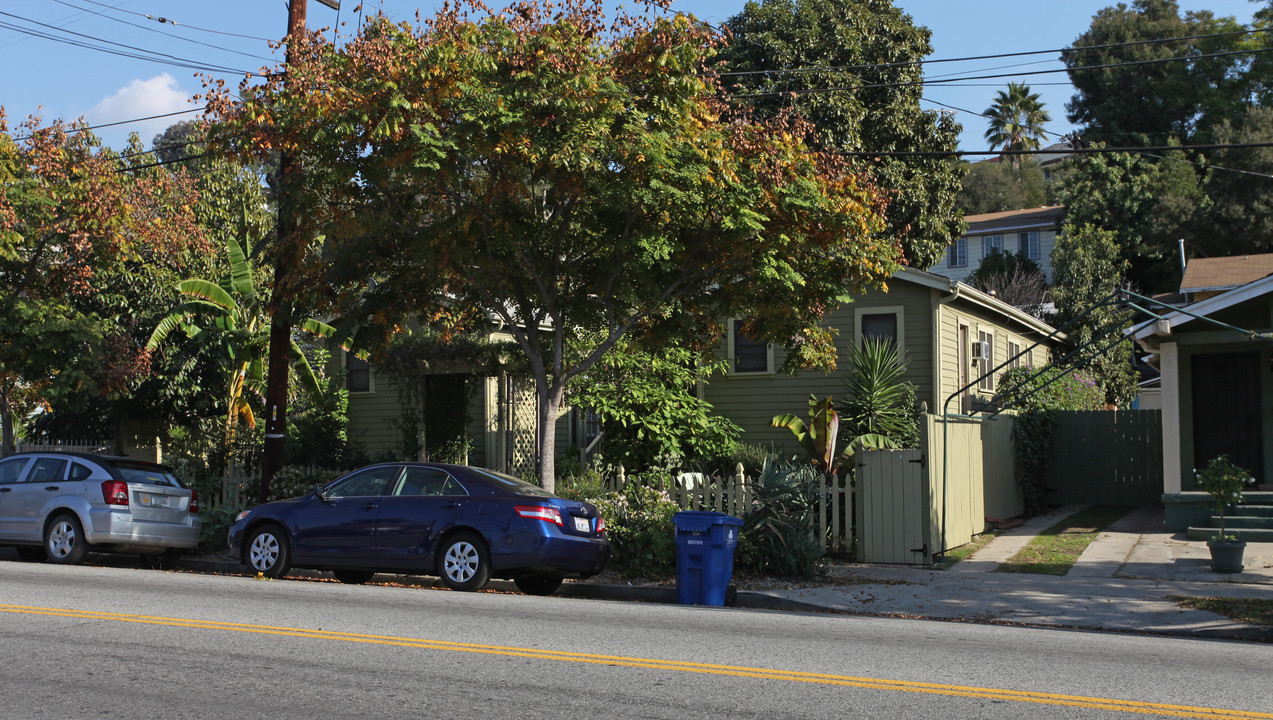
1045, 410, 1162, 506
605, 464, 854, 556
855, 413, 1017, 565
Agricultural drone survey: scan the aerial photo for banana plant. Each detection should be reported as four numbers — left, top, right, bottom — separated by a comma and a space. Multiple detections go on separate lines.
147, 235, 344, 447
771, 395, 895, 476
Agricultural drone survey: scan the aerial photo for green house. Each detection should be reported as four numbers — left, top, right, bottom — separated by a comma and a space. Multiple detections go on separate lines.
703, 267, 1062, 447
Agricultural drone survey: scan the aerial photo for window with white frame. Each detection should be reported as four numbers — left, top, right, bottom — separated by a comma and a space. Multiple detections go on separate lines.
982, 234, 1003, 257
728, 319, 772, 374
1007, 340, 1022, 370
345, 350, 371, 393
977, 330, 995, 391
1018, 230, 1040, 260
947, 236, 968, 267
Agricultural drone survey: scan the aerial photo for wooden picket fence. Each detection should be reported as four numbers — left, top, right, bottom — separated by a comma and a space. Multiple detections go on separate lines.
10, 439, 112, 456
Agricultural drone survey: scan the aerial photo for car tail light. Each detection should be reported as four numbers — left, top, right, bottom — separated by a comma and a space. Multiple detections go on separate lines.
101, 480, 129, 507
189, 489, 200, 514
595, 515, 606, 534
515, 505, 562, 526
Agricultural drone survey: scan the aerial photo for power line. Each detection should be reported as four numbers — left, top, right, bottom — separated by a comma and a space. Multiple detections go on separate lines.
728, 46, 1273, 98
12, 107, 207, 142
835, 141, 1273, 158
713, 24, 1271, 78
49, 0, 277, 64
71, 0, 275, 42
0, 10, 257, 75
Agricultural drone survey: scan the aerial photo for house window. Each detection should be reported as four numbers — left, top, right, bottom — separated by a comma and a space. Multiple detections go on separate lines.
948, 237, 968, 268
1007, 340, 1022, 370
977, 330, 995, 391
854, 306, 905, 357
982, 234, 1003, 258
1018, 231, 1040, 260
728, 319, 772, 374
345, 351, 371, 393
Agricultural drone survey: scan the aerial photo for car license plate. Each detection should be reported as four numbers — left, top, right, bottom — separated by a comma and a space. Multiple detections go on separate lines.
573, 517, 590, 533
139, 492, 169, 508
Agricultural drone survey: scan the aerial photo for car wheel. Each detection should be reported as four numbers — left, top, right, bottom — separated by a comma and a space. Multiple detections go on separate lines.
513, 573, 564, 596
246, 524, 291, 578
140, 548, 182, 570
437, 532, 490, 592
15, 546, 46, 562
45, 514, 88, 565
332, 570, 375, 585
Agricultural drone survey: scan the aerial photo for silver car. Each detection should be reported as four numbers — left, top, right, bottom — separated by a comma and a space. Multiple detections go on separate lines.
0, 452, 201, 567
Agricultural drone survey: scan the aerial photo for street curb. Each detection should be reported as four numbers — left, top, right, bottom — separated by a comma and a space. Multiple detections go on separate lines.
171, 558, 1273, 641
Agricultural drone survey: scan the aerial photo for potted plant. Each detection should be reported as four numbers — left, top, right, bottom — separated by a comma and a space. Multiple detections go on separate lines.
1195, 455, 1251, 573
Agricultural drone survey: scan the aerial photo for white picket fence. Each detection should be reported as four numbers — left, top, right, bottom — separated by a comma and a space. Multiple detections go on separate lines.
604, 463, 854, 555
11, 439, 112, 456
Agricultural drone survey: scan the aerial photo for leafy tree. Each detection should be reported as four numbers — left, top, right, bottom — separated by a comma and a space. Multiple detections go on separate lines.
1053, 149, 1204, 293
1062, 0, 1250, 146
1049, 223, 1138, 408
983, 83, 1051, 161
206, 1, 900, 491
718, 0, 965, 269
568, 338, 741, 472
957, 158, 1047, 214
1200, 107, 1273, 256
0, 112, 214, 453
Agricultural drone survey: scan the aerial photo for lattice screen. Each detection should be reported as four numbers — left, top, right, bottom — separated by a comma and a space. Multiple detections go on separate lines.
508, 377, 539, 479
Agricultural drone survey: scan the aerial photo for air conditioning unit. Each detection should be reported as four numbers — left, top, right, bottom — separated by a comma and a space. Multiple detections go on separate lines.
971, 341, 991, 362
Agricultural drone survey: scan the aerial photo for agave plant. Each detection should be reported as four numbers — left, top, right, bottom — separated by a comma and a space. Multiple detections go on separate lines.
147, 235, 343, 448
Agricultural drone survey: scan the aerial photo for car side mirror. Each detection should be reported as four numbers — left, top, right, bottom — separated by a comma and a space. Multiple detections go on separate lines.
314, 484, 331, 502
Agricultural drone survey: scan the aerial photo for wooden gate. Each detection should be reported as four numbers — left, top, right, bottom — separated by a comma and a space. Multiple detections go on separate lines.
855, 449, 930, 564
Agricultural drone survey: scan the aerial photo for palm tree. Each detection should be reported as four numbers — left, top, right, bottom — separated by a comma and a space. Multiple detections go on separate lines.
147, 236, 342, 452
984, 82, 1051, 165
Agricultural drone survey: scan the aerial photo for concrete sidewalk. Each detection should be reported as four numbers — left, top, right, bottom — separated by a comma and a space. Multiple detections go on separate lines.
742, 505, 1273, 642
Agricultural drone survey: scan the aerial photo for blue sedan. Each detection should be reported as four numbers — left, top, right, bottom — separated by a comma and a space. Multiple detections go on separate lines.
227, 463, 609, 595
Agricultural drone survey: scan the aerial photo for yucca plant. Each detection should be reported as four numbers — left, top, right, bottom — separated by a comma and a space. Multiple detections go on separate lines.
841, 336, 919, 448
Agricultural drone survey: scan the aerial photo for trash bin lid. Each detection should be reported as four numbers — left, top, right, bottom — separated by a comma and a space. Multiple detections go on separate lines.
673, 510, 744, 532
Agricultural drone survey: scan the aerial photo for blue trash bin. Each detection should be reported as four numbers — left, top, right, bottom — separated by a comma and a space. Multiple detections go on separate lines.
672, 511, 744, 606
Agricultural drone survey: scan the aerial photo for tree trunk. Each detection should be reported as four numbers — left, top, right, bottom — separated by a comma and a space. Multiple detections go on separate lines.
0, 383, 14, 457
536, 381, 566, 494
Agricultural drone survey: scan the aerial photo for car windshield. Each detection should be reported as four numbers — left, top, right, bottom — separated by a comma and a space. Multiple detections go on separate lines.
114, 463, 184, 488
466, 467, 554, 497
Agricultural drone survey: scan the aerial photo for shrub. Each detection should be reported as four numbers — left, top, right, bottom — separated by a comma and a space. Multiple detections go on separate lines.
738, 459, 826, 579
589, 482, 679, 578
270, 465, 343, 501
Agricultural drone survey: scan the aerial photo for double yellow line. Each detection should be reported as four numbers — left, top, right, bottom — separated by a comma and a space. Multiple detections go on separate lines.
1, 603, 1265, 719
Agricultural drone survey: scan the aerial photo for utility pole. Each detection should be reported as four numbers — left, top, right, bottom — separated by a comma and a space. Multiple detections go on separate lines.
258, 0, 308, 503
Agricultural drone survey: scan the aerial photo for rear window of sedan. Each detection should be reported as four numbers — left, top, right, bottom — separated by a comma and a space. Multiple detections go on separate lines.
113, 463, 184, 488
466, 468, 555, 497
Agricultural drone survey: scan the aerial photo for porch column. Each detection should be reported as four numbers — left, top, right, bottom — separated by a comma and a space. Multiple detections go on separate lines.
1160, 341, 1182, 494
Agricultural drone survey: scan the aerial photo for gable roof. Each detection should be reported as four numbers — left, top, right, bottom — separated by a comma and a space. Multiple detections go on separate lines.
1131, 272, 1273, 343
896, 267, 1060, 339
1180, 253, 1273, 294
964, 205, 1065, 235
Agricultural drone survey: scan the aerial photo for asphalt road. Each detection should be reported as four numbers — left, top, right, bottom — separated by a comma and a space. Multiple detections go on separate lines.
1, 560, 1270, 720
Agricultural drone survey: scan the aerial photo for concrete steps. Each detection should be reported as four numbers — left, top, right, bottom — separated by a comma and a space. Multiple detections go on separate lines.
1186, 498, 1273, 542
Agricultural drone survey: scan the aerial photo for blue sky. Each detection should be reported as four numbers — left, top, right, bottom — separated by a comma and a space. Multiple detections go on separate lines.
0, 0, 1259, 151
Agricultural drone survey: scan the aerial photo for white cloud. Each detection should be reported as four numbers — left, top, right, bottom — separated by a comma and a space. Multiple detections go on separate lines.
86, 74, 197, 150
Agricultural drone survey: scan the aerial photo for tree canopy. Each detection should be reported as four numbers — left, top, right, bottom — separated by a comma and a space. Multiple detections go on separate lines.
205, 0, 900, 489
0, 112, 216, 451
717, 0, 965, 269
